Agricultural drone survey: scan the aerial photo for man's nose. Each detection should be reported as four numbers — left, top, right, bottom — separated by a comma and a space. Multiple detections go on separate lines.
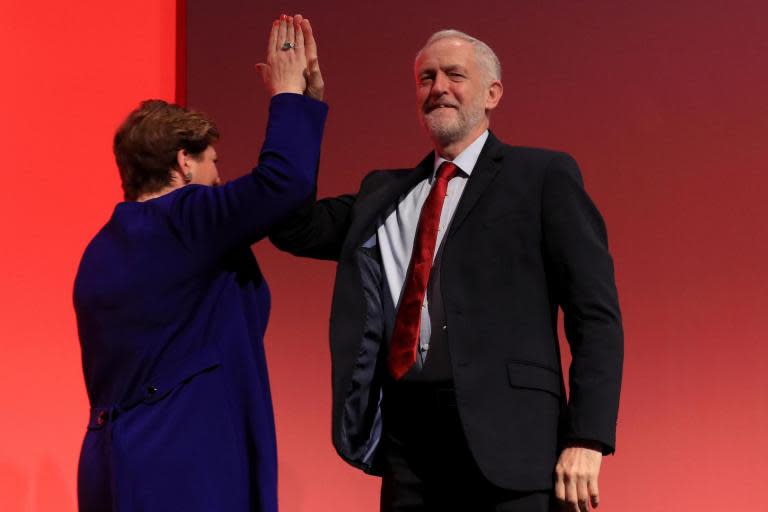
430, 73, 449, 95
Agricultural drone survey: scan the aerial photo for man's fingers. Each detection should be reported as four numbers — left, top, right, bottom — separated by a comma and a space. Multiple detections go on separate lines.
556, 446, 603, 511
302, 19, 318, 64
556, 468, 579, 512
554, 466, 567, 510
577, 479, 590, 512
565, 478, 580, 512
554, 474, 566, 504
588, 477, 600, 508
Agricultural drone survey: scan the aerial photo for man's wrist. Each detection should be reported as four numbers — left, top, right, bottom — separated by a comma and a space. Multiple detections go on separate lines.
564, 439, 604, 452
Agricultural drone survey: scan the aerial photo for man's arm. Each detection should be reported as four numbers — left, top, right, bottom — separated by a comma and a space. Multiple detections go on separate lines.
541, 153, 624, 511
269, 194, 355, 261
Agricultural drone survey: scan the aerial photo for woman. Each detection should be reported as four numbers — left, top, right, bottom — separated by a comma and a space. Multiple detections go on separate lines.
74, 15, 323, 511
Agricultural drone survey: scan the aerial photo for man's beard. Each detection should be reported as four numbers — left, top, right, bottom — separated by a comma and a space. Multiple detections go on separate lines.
420, 100, 485, 146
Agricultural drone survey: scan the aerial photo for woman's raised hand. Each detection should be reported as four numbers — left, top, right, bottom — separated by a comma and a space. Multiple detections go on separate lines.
256, 15, 307, 96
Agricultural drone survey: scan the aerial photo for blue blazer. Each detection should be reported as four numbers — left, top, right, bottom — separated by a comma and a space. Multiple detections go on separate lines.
74, 94, 327, 512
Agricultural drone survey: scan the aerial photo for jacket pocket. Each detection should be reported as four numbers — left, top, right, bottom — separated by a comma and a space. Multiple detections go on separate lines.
139, 344, 221, 406
506, 361, 562, 398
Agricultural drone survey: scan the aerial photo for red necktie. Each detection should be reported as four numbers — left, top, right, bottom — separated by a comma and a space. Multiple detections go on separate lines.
388, 162, 459, 380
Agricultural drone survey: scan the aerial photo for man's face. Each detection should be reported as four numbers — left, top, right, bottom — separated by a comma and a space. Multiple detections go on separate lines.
414, 38, 491, 148
188, 145, 221, 187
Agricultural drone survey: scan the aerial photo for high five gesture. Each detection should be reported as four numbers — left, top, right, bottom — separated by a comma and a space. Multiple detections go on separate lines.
256, 14, 324, 100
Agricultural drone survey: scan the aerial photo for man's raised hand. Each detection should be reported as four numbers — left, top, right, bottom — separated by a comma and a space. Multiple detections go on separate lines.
295, 15, 324, 100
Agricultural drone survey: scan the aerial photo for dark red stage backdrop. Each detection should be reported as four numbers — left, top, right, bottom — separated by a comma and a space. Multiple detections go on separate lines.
2, 1, 766, 510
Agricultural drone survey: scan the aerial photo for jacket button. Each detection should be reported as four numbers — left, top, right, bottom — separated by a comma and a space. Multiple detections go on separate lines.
147, 386, 158, 395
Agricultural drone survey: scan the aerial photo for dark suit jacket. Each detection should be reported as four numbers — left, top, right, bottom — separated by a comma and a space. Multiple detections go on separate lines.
271, 133, 623, 490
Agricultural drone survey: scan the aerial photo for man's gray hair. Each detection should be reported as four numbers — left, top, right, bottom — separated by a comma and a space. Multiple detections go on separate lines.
415, 29, 502, 82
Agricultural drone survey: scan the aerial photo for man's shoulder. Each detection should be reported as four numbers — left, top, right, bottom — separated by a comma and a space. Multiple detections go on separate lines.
362, 167, 413, 180
356, 142, 578, 186
358, 167, 416, 192
486, 140, 582, 180
490, 138, 574, 166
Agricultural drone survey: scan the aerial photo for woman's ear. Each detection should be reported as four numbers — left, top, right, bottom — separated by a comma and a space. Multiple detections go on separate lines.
173, 149, 193, 184
175, 148, 188, 171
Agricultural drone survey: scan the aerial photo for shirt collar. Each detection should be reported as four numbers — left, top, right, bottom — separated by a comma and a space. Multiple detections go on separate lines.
432, 130, 489, 179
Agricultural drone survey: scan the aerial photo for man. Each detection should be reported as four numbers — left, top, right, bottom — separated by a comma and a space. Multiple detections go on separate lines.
272, 29, 623, 512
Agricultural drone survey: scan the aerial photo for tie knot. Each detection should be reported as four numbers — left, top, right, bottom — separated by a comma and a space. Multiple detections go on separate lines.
436, 162, 459, 182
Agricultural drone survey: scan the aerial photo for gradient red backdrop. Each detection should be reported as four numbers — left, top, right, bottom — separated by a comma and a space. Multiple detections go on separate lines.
2, 1, 766, 510
0, 1, 177, 509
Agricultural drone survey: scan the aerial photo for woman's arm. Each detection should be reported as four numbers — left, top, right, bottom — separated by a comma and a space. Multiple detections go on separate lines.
165, 16, 329, 260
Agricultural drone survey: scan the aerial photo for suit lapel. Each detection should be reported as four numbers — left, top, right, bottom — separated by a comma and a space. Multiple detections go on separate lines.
448, 132, 504, 236
349, 133, 504, 246
351, 153, 435, 245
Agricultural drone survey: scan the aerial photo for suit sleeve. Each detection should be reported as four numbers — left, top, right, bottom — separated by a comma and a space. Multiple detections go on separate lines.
541, 153, 624, 454
268, 168, 391, 261
165, 93, 328, 261
268, 193, 356, 261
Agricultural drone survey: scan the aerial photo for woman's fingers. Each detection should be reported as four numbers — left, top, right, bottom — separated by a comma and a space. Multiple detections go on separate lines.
276, 14, 288, 51
266, 19, 279, 59
285, 15, 295, 52
257, 14, 312, 97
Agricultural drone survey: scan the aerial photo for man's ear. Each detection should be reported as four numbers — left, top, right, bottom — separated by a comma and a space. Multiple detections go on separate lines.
485, 80, 503, 111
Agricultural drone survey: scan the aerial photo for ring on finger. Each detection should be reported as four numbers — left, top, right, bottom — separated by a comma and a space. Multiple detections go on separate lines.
281, 41, 296, 51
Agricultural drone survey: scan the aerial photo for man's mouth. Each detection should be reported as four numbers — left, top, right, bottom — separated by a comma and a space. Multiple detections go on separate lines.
425, 103, 457, 114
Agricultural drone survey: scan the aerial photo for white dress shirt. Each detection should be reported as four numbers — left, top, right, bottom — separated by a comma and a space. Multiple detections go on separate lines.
377, 130, 489, 359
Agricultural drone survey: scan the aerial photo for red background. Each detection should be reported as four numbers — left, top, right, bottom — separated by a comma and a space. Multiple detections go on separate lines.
2, 1, 766, 510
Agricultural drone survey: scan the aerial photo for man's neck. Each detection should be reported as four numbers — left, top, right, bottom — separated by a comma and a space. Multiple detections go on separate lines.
433, 122, 489, 160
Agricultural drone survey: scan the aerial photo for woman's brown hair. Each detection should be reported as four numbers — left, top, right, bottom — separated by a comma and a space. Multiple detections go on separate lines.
113, 100, 219, 201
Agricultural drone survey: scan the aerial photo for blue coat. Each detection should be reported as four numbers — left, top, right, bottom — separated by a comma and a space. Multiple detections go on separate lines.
74, 94, 327, 512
